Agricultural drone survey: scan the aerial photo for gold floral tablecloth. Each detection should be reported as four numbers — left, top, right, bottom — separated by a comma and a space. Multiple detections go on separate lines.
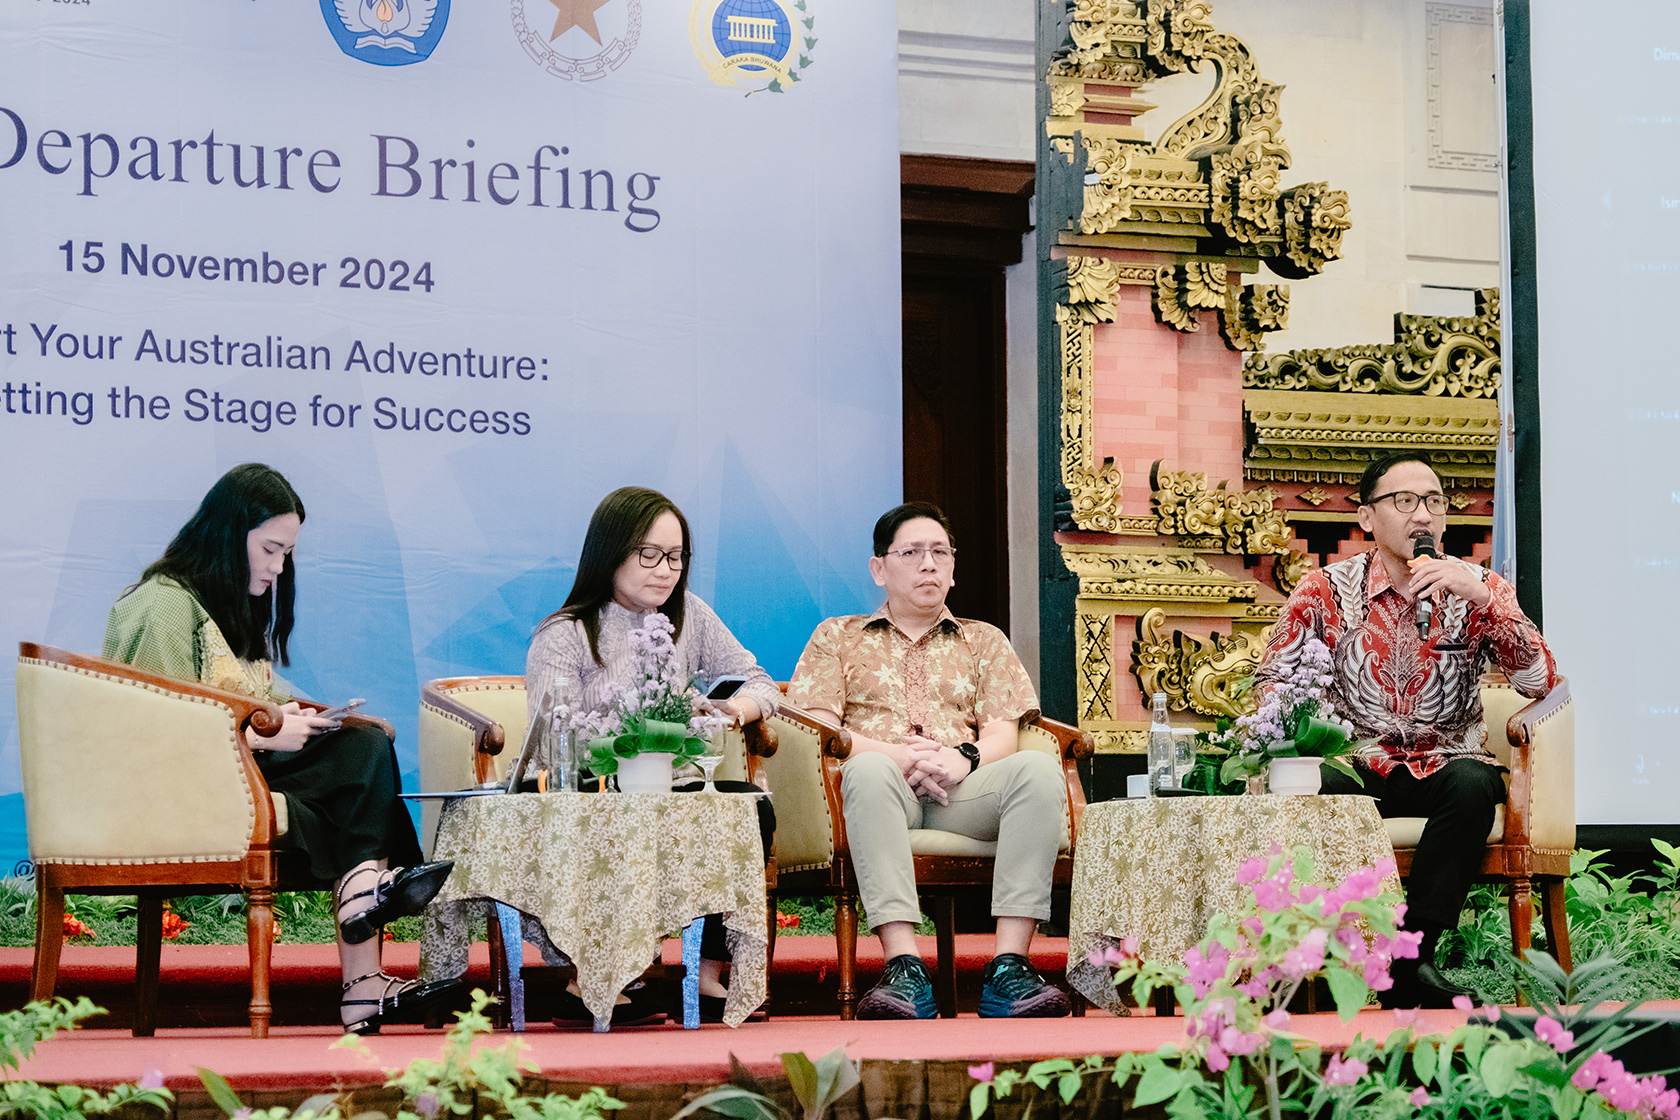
1066, 794, 1400, 1013
418, 791, 767, 1027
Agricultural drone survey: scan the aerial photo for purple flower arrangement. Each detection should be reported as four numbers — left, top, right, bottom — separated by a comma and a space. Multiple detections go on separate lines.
577, 612, 729, 775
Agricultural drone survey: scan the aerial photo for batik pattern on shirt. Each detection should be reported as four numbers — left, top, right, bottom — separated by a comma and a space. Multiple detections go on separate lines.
1256, 550, 1556, 779
786, 606, 1039, 746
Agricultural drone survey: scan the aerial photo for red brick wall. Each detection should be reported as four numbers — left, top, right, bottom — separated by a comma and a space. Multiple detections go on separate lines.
1091, 285, 1246, 515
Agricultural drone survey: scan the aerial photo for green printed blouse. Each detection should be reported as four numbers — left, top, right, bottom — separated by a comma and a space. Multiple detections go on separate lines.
103, 576, 293, 704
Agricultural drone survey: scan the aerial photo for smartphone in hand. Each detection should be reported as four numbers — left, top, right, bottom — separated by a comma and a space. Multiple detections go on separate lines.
315, 698, 367, 722
704, 676, 747, 702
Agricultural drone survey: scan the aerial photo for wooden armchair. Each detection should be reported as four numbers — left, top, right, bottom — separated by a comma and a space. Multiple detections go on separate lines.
771, 702, 1093, 1019
417, 675, 779, 1025
1386, 676, 1575, 968
15, 642, 322, 1038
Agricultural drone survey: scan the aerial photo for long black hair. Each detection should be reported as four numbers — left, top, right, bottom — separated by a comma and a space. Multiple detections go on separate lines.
139, 463, 306, 665
540, 486, 691, 665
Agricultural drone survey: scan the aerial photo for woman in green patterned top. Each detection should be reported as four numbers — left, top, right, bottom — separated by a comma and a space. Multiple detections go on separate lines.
104, 463, 456, 1034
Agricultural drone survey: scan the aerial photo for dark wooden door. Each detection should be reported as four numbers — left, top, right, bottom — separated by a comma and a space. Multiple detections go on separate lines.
899, 155, 1033, 632
901, 269, 1008, 629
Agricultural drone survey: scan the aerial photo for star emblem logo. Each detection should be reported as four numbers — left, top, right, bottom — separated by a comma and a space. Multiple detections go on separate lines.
548, 0, 610, 43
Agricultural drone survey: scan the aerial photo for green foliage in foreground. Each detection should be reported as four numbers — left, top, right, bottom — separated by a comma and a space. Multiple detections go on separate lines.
0, 998, 171, 1120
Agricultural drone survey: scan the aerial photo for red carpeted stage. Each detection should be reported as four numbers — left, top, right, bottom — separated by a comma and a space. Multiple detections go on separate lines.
0, 935, 1484, 1120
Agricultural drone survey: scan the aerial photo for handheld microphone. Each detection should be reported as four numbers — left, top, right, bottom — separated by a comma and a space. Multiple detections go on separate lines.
1412, 534, 1438, 638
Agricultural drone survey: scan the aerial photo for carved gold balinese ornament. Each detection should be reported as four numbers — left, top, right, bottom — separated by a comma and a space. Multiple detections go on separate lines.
1131, 607, 1266, 719
1273, 548, 1312, 594
1244, 289, 1500, 397
1058, 255, 1124, 533
1151, 464, 1291, 557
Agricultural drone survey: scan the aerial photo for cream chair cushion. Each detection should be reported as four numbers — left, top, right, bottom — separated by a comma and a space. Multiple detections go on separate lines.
417, 679, 529, 856
761, 714, 835, 873
17, 659, 259, 864
1385, 808, 1503, 850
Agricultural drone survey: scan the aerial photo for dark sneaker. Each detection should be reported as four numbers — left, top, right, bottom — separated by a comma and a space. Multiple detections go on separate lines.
979, 954, 1070, 1018
856, 954, 937, 1020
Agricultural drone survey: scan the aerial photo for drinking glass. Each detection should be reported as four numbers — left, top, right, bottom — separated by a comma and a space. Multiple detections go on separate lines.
696, 735, 726, 793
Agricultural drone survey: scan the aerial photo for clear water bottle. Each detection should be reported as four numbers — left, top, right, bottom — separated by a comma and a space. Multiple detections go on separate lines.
1148, 692, 1175, 794
545, 675, 580, 792
1173, 727, 1197, 789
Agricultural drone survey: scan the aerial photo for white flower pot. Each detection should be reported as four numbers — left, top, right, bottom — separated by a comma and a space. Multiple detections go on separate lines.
1267, 756, 1323, 796
616, 752, 675, 794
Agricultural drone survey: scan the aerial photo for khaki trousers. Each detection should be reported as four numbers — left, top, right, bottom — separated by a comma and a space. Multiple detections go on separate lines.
839, 749, 1065, 930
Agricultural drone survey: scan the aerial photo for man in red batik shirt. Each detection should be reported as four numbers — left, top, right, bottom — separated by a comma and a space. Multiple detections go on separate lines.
1256, 451, 1558, 1007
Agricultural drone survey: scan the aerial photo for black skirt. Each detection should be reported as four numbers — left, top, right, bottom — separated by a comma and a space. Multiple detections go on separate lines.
255, 722, 423, 883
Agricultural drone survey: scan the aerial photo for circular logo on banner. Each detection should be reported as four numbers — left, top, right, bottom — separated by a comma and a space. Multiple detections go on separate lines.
512, 0, 642, 82
689, 0, 815, 93
319, 0, 451, 66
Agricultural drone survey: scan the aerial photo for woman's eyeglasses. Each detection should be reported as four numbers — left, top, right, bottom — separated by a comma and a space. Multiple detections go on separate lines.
633, 546, 690, 570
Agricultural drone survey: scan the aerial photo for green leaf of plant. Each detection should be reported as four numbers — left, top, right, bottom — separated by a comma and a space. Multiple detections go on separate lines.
1480, 1044, 1520, 1097
671, 1087, 786, 1120
1323, 964, 1368, 1022
1132, 1063, 1182, 1107
1056, 1072, 1082, 1105
196, 1067, 246, 1118
969, 1084, 990, 1120
781, 1053, 818, 1113
809, 1046, 860, 1116
1411, 1039, 1436, 1083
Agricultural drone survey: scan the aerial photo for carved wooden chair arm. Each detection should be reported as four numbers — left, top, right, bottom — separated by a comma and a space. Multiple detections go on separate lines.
743, 716, 779, 759
1507, 677, 1571, 749
774, 704, 853, 760
420, 679, 508, 758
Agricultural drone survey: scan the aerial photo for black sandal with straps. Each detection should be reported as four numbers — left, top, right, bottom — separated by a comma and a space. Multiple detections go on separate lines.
340, 971, 460, 1035
335, 861, 454, 945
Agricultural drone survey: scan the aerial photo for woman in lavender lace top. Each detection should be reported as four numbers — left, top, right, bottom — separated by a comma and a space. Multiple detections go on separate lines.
526, 486, 778, 1022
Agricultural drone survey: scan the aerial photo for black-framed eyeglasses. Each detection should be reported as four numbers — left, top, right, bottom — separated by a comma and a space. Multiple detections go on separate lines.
886, 546, 956, 565
1364, 491, 1449, 515
633, 545, 690, 570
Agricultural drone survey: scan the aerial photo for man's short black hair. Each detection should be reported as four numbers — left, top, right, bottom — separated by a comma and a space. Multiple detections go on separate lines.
873, 501, 956, 556
1358, 452, 1439, 505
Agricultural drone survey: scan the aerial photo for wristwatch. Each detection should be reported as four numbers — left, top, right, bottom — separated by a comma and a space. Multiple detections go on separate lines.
956, 741, 981, 775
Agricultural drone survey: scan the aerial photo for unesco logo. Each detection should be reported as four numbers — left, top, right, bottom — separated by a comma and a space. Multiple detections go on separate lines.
319, 0, 452, 66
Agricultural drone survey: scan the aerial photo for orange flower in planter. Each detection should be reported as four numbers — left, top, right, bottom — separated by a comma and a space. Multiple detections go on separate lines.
160, 909, 191, 940
63, 914, 95, 940
776, 911, 800, 930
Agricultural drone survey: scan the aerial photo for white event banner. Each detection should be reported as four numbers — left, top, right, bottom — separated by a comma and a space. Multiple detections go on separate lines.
0, 0, 901, 867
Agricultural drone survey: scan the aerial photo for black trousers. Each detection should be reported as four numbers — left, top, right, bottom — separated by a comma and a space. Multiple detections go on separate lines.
1319, 757, 1505, 929
256, 722, 423, 884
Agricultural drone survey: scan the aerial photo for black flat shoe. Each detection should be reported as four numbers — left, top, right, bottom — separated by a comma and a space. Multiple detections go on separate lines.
338, 861, 454, 945
341, 973, 459, 1035
552, 981, 667, 1027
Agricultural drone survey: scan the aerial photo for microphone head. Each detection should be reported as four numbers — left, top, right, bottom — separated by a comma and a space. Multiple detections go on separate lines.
1412, 534, 1438, 560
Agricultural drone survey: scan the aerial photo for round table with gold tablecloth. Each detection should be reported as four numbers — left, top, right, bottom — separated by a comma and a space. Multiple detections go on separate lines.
419, 790, 767, 1029
1066, 793, 1401, 1013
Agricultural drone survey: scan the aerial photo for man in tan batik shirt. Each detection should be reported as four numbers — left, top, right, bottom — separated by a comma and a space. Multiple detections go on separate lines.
787, 502, 1070, 1020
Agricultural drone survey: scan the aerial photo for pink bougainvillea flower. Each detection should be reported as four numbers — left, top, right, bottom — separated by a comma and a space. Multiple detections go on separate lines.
1390, 1007, 1418, 1029
139, 1064, 165, 1090
968, 1062, 994, 1082
1219, 1026, 1263, 1057
1409, 1088, 1430, 1107
1573, 1050, 1616, 1091
1264, 1008, 1292, 1029
1236, 856, 1268, 884
1534, 1015, 1574, 1051
1323, 1055, 1367, 1086
1183, 942, 1231, 998
1485, 1003, 1501, 1022
1452, 994, 1474, 1012
1282, 928, 1329, 978
1203, 1043, 1230, 1072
